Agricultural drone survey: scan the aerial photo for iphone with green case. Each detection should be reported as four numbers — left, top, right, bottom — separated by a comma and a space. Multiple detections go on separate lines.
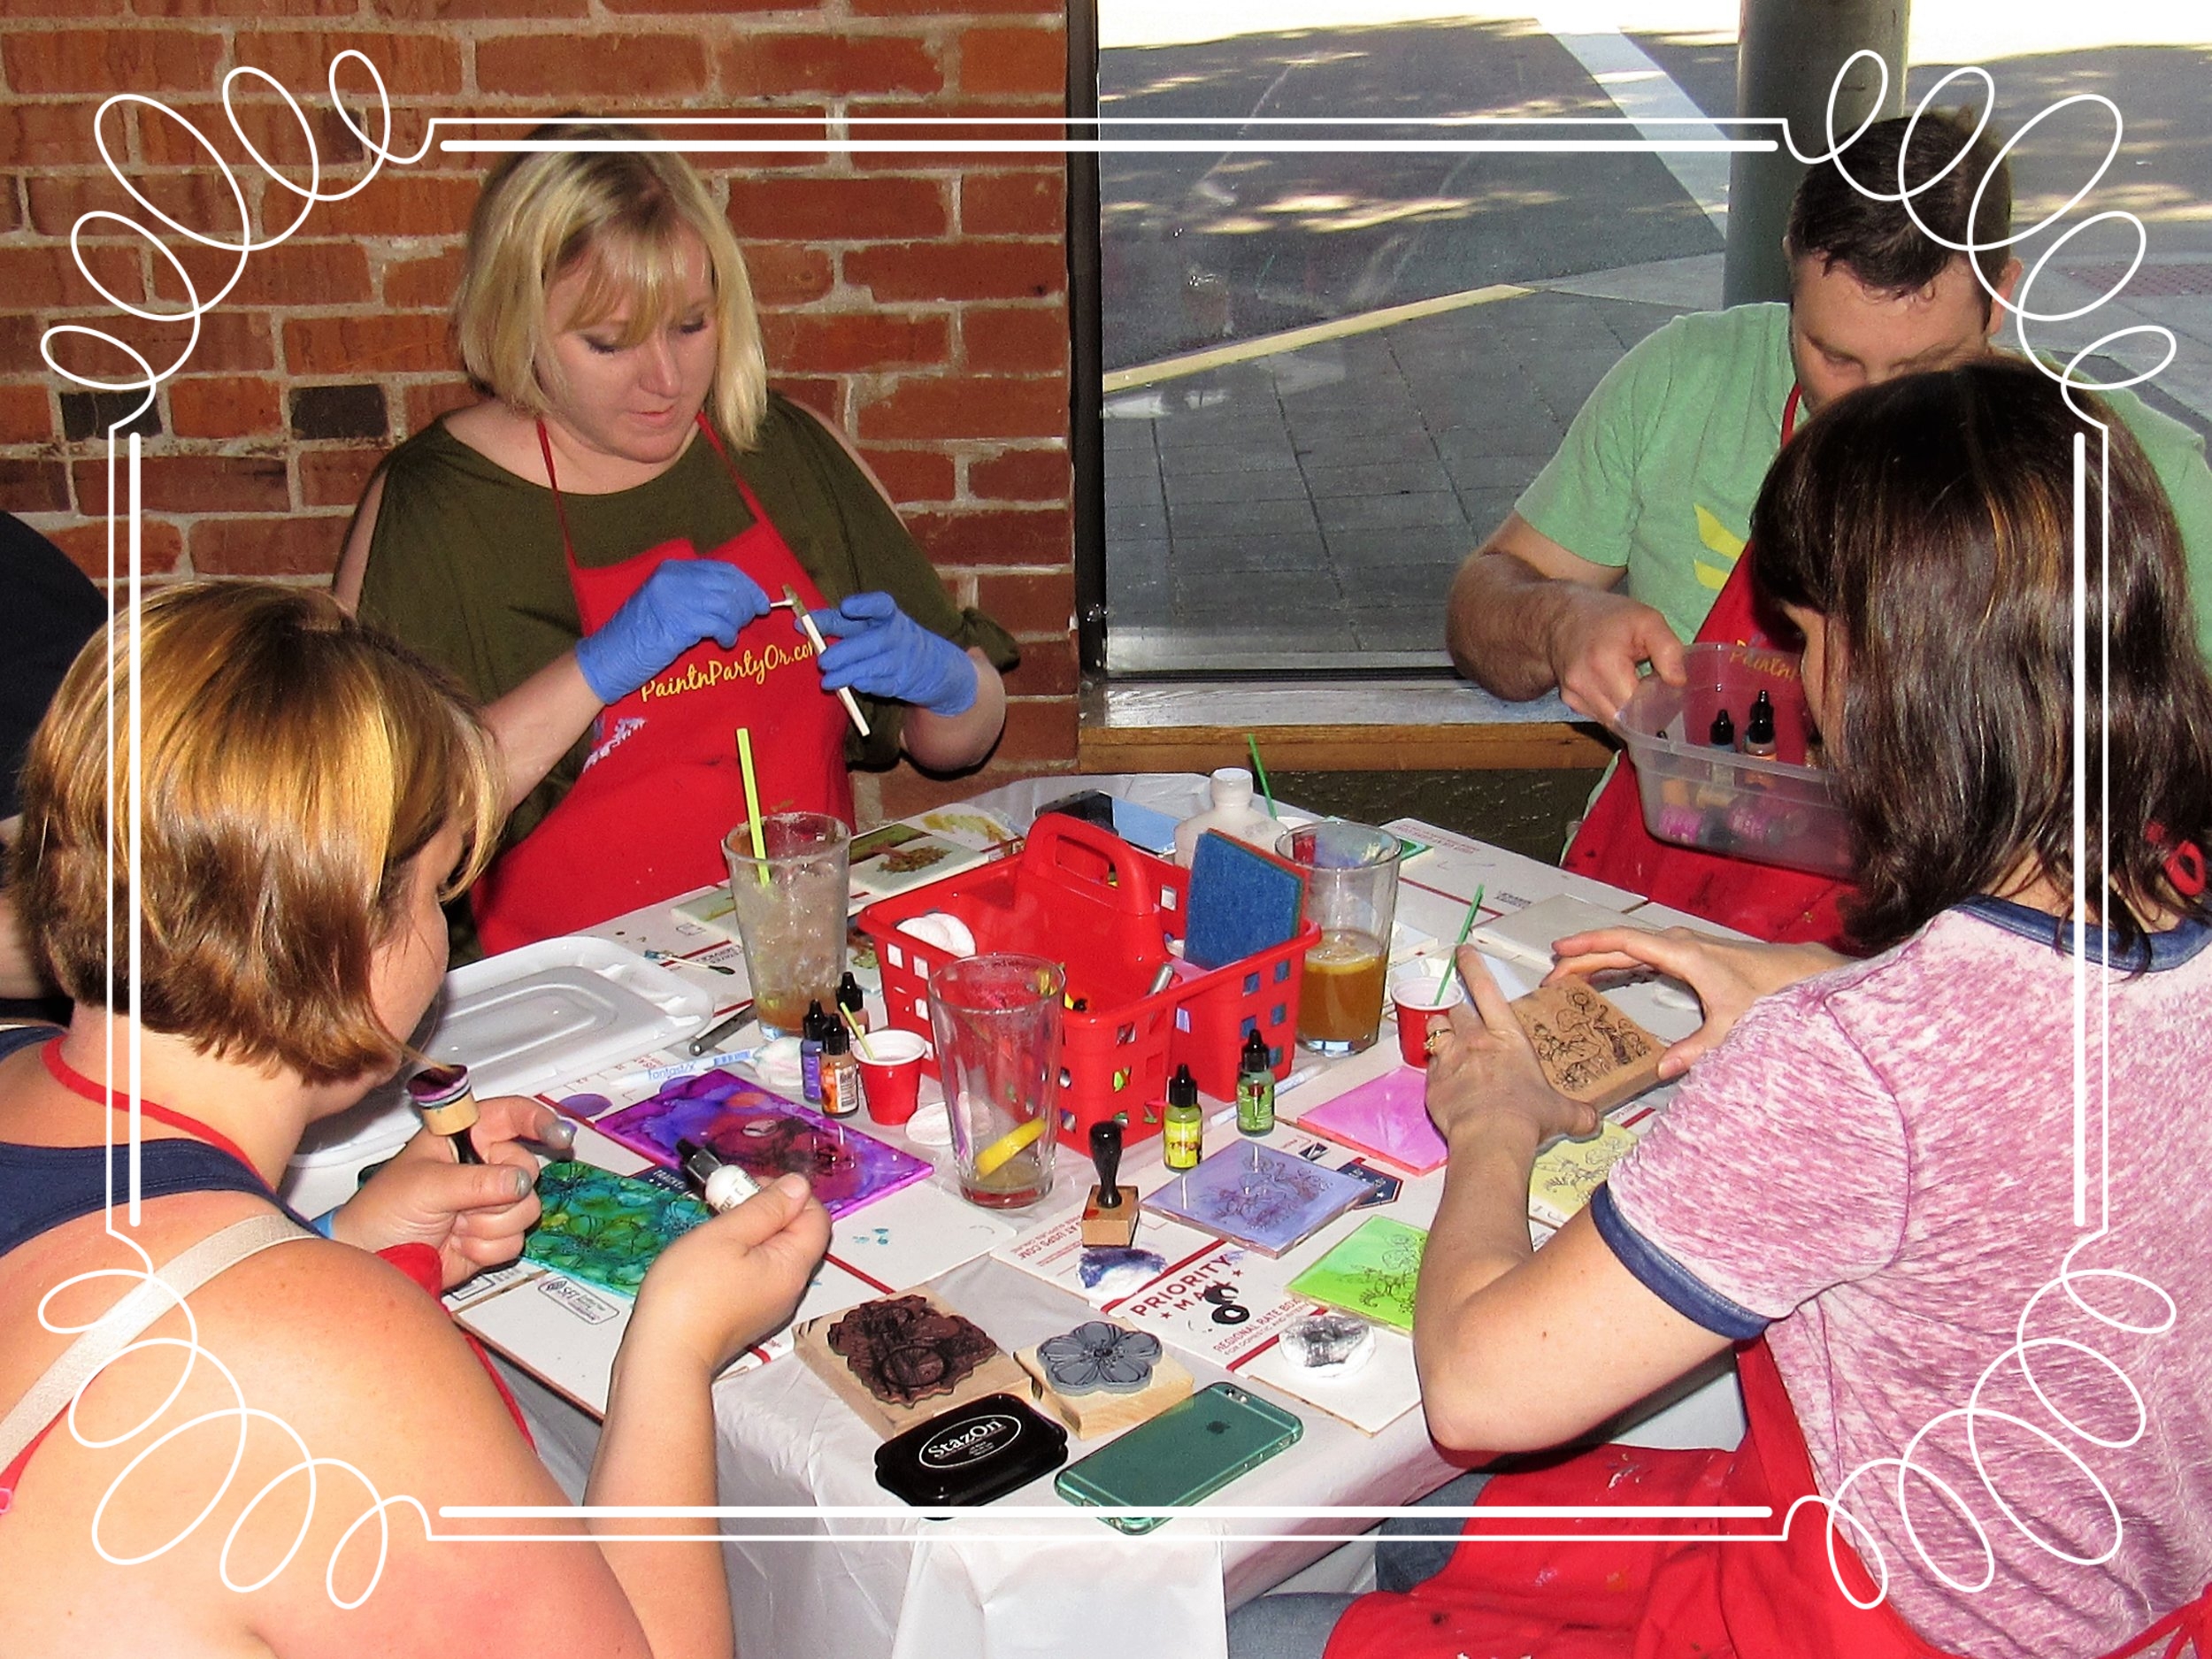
1054, 1381, 1302, 1533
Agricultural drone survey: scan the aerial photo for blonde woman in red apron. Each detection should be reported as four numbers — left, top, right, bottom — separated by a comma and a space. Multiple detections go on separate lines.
337, 126, 1011, 951
1232, 364, 2212, 1659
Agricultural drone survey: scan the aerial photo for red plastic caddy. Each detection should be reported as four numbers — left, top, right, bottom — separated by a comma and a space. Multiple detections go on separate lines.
856, 813, 1315, 1150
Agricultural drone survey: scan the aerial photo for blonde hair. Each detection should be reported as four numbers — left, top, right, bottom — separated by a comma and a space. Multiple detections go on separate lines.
452, 122, 769, 447
12, 584, 505, 1087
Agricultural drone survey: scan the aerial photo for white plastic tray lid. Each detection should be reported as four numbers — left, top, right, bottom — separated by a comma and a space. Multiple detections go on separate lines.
288, 936, 715, 1171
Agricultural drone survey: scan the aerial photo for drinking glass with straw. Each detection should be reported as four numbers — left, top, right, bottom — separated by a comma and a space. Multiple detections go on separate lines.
721, 727, 850, 1037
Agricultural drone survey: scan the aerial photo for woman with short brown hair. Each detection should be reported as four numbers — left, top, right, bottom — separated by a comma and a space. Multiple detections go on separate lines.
0, 583, 828, 1657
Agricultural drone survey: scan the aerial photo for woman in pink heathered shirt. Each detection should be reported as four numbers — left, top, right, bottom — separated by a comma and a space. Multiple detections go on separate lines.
1233, 358, 2212, 1659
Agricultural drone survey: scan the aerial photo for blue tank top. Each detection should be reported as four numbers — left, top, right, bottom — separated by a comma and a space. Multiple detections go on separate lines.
0, 1025, 300, 1257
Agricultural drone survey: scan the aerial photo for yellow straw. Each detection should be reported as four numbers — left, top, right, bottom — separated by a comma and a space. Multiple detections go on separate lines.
836, 1002, 878, 1061
736, 727, 769, 887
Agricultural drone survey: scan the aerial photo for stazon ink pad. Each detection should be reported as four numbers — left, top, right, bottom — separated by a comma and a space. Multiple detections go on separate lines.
874, 1393, 1069, 1509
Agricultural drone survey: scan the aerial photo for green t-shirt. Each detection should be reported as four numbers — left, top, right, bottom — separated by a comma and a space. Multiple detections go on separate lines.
357, 391, 1020, 851
1516, 302, 2212, 658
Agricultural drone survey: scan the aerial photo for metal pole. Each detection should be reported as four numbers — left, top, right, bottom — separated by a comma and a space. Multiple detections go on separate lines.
1066, 0, 1109, 676
1722, 0, 1909, 306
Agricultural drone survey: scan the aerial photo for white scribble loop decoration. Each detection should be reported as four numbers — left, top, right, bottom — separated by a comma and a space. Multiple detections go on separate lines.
38, 1240, 422, 1606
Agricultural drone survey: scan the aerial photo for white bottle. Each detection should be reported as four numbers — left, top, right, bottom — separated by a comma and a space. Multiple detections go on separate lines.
1172, 767, 1281, 868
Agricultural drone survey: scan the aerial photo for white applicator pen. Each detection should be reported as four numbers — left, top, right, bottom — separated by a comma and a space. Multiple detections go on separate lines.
677, 1137, 761, 1210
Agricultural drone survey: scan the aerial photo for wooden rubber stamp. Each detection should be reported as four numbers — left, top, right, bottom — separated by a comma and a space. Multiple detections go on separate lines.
1080, 1120, 1139, 1248
1509, 979, 1666, 1112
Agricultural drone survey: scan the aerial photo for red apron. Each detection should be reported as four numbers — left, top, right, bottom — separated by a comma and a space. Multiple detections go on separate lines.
470, 416, 853, 953
1560, 388, 1855, 949
1325, 1336, 2212, 1659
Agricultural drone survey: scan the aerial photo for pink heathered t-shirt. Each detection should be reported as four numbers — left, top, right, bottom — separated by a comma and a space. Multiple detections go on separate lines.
1602, 899, 2212, 1659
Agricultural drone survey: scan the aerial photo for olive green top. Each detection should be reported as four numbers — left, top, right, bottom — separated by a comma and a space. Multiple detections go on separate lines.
358, 391, 1020, 852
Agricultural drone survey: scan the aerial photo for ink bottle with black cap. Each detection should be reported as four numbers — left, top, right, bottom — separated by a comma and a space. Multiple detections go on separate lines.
838, 972, 868, 1033
800, 1001, 829, 1103
820, 1021, 862, 1118
1235, 1031, 1275, 1137
1742, 690, 1778, 759
1163, 1064, 1202, 1170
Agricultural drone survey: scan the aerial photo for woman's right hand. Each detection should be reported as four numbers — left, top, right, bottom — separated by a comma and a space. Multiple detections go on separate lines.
627, 1172, 831, 1375
1544, 926, 1847, 1079
572, 558, 772, 703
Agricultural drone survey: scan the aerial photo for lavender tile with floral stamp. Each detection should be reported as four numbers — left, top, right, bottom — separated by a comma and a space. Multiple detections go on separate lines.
1141, 1141, 1371, 1256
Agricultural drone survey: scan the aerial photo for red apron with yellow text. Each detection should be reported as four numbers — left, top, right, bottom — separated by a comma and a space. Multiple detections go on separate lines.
1560, 388, 1855, 949
470, 416, 853, 953
1325, 1337, 2212, 1659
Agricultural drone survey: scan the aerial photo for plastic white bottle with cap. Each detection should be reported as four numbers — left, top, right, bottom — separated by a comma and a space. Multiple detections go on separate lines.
1172, 767, 1282, 868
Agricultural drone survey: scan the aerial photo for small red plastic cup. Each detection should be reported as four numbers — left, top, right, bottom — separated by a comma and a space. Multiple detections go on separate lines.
1389, 961, 1464, 1067
856, 1028, 929, 1126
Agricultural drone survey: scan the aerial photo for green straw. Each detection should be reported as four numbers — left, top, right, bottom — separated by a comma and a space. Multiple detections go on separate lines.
736, 727, 770, 887
1245, 733, 1278, 819
1437, 884, 1485, 1004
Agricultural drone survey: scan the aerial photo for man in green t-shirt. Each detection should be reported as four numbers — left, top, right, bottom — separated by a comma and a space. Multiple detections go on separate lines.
1447, 111, 2212, 722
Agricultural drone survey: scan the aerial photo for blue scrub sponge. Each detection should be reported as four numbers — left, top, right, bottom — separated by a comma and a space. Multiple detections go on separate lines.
1184, 832, 1307, 971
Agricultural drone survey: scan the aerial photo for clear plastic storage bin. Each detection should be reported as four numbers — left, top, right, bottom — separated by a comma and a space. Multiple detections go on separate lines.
1613, 641, 1854, 879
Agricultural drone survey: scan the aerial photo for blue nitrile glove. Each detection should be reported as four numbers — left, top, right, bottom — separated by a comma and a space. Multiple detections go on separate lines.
573, 559, 772, 703
809, 591, 978, 717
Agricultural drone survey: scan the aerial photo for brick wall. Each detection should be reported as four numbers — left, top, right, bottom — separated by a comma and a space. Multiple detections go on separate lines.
0, 8, 1079, 822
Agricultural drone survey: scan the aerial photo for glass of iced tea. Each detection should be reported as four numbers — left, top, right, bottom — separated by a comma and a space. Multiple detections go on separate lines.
723, 811, 850, 1038
1278, 821, 1402, 1056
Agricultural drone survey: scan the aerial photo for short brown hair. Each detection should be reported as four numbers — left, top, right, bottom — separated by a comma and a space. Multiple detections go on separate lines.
1786, 110, 2013, 301
452, 121, 768, 446
12, 584, 504, 1085
1751, 358, 2212, 957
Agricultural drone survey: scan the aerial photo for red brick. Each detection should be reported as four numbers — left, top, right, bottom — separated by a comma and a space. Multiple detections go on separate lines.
741, 243, 834, 306
969, 446, 1067, 503
383, 249, 465, 309
958, 27, 1064, 96
844, 241, 1062, 303
76, 455, 289, 517
855, 0, 1057, 15
140, 0, 361, 16
682, 112, 833, 174
46, 518, 183, 579
0, 385, 53, 444
234, 32, 465, 96
38, 311, 274, 384
0, 176, 19, 234
963, 171, 1061, 236
374, 0, 583, 17
761, 311, 950, 374
27, 171, 238, 239
974, 568, 1073, 634
964, 303, 1068, 373
910, 506, 1068, 565
300, 447, 384, 507
857, 374, 1065, 442
858, 446, 954, 503
0, 459, 72, 515
404, 379, 479, 434
772, 378, 843, 426
3, 0, 116, 15
153, 241, 373, 309
0, 244, 145, 309
1001, 632, 1074, 695
191, 514, 348, 576
727, 175, 947, 242
479, 34, 707, 96
136, 96, 369, 168
0, 99, 110, 168
0, 315, 40, 370
603, 0, 800, 12
286, 313, 454, 375
168, 376, 284, 438
4, 30, 223, 95
718, 35, 941, 99
995, 695, 1078, 761
313, 174, 479, 240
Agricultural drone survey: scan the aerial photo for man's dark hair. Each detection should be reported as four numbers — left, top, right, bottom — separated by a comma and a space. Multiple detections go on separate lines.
1752, 358, 2212, 960
1786, 111, 2012, 302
